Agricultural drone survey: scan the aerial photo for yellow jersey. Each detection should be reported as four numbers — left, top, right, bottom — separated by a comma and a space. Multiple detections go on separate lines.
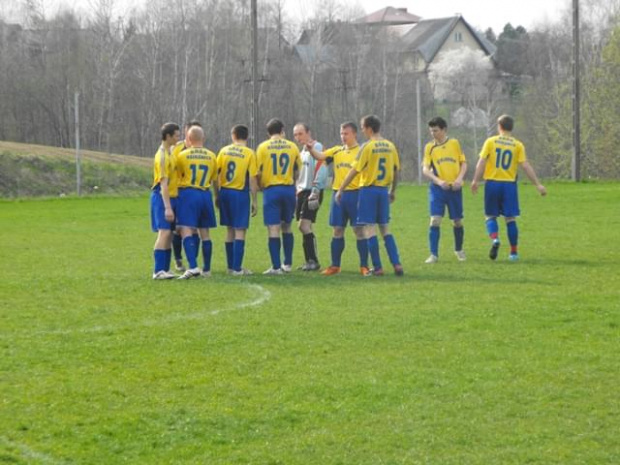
323, 145, 361, 191
216, 144, 258, 191
423, 138, 466, 183
479, 135, 526, 182
176, 147, 217, 190
256, 137, 301, 188
352, 139, 400, 187
152, 145, 179, 198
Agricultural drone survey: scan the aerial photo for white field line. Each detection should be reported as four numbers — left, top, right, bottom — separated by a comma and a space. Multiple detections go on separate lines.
0, 436, 67, 465
8, 283, 272, 337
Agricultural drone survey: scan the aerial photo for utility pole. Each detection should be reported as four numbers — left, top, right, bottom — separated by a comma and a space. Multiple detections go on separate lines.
250, 0, 259, 149
416, 79, 422, 185
572, 0, 581, 181
75, 91, 81, 196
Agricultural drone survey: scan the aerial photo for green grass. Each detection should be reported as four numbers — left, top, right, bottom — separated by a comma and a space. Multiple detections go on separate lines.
1, 182, 619, 464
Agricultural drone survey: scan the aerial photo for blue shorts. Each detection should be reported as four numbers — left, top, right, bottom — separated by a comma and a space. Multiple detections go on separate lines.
150, 186, 177, 232
429, 184, 464, 220
329, 190, 359, 227
484, 180, 520, 218
357, 186, 390, 226
263, 185, 296, 226
219, 187, 250, 229
176, 187, 217, 229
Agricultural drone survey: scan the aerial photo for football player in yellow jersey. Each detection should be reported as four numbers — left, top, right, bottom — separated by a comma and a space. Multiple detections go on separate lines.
336, 115, 404, 277
175, 126, 218, 279
422, 117, 468, 264
171, 121, 202, 272
150, 122, 180, 279
471, 115, 547, 261
306, 121, 370, 276
256, 118, 301, 275
216, 124, 259, 276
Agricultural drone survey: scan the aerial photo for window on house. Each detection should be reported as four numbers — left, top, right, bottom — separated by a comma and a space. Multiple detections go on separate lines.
454, 32, 463, 42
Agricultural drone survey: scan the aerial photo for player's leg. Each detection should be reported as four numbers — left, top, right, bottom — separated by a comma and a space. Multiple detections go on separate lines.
427, 184, 444, 263
347, 190, 369, 274
151, 189, 175, 279
353, 225, 369, 273
448, 189, 465, 261
225, 227, 235, 273
172, 229, 185, 271
426, 216, 442, 264
366, 224, 383, 275
295, 192, 309, 268
231, 228, 252, 275
198, 227, 212, 276
506, 218, 519, 260
484, 181, 502, 260
263, 186, 284, 274
322, 226, 344, 275
503, 183, 521, 261
198, 189, 217, 275
281, 186, 296, 272
377, 188, 402, 276
357, 187, 383, 275
323, 191, 345, 275
299, 190, 321, 271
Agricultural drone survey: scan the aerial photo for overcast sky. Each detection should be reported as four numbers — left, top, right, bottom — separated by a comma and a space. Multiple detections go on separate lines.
11, 0, 571, 33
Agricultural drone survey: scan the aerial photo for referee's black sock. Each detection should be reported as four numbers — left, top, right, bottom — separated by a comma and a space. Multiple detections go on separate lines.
303, 233, 318, 263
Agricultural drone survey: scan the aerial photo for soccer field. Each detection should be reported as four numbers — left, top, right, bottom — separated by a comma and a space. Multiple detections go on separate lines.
1, 182, 619, 464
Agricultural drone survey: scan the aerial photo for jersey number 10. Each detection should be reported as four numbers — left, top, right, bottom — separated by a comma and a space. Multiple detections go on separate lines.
494, 148, 513, 170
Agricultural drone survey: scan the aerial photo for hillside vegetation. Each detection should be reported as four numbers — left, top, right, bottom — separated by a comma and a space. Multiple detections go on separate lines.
0, 141, 151, 197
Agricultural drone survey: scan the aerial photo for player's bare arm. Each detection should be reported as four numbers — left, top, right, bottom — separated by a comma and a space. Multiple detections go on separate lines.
335, 168, 358, 204
453, 161, 468, 191
471, 158, 487, 194
521, 161, 547, 196
389, 168, 399, 203
305, 140, 327, 160
422, 164, 449, 190
250, 176, 259, 216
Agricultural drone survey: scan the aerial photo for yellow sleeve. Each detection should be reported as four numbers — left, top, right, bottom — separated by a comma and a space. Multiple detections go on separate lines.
248, 150, 258, 177
479, 138, 492, 159
517, 142, 527, 163
393, 144, 401, 171
422, 143, 433, 167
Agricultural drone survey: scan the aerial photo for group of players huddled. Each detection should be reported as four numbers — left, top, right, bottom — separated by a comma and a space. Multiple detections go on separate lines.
150, 113, 546, 280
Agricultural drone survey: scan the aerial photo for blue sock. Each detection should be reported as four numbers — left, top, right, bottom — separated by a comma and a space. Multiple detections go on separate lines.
383, 234, 401, 266
454, 226, 464, 251
485, 218, 499, 241
233, 239, 245, 272
225, 242, 234, 270
331, 237, 345, 267
268, 237, 282, 269
172, 234, 183, 261
193, 233, 200, 259
154, 249, 167, 273
282, 233, 294, 266
368, 235, 382, 269
429, 226, 440, 257
183, 236, 198, 269
202, 240, 213, 272
164, 249, 172, 271
507, 221, 519, 248
356, 239, 369, 267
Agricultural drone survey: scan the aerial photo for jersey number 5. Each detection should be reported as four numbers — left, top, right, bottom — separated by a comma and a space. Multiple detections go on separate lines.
377, 157, 387, 181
